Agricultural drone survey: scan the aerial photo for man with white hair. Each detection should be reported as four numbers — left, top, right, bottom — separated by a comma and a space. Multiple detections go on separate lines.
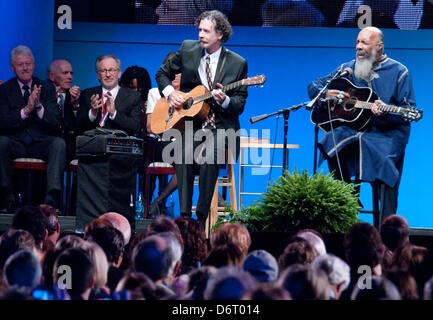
308, 26, 417, 223
133, 232, 183, 296
0, 45, 66, 212
76, 54, 142, 136
312, 253, 350, 300
47, 59, 80, 139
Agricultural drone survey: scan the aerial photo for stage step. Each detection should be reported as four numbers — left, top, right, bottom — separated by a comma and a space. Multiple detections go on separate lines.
0, 215, 154, 234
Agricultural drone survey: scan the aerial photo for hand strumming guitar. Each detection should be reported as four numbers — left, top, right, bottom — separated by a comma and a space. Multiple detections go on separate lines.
326, 89, 350, 101
168, 91, 185, 110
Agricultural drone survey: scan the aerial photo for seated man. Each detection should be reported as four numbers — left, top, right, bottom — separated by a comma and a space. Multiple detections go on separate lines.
308, 27, 416, 223
47, 59, 81, 145
74, 54, 142, 230
76, 54, 142, 136
0, 45, 66, 212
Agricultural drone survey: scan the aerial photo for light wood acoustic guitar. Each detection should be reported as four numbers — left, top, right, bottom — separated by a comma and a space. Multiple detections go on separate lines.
151, 75, 266, 134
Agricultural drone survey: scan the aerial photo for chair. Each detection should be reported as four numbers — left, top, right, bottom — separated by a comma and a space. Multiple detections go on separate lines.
353, 179, 385, 228
143, 161, 176, 218
313, 126, 405, 229
65, 159, 78, 216
13, 158, 47, 206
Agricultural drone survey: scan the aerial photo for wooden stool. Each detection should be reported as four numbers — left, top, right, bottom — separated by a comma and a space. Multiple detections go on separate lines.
192, 161, 237, 238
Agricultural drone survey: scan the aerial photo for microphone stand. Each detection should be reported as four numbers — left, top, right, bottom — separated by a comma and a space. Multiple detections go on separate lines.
305, 69, 343, 174
250, 102, 308, 175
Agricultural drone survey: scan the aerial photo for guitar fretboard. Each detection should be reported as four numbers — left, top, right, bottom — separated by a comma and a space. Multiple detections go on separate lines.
193, 79, 246, 104
352, 100, 402, 114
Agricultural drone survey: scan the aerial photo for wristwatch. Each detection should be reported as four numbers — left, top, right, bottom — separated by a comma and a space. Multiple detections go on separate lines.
35, 103, 43, 111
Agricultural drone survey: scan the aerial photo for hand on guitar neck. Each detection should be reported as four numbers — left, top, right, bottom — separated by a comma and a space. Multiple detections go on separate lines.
168, 82, 226, 109
327, 89, 385, 116
370, 100, 386, 116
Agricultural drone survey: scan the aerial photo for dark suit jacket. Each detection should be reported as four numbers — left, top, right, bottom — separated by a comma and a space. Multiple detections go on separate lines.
77, 86, 142, 136
61, 90, 77, 135
0, 77, 61, 141
156, 40, 248, 133
45, 81, 78, 136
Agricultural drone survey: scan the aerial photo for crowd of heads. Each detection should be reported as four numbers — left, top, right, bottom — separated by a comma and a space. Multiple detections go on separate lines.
0, 205, 432, 300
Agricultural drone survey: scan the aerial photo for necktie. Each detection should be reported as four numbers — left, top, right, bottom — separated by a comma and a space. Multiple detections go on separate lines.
58, 93, 65, 108
58, 93, 65, 117
99, 91, 111, 127
202, 55, 216, 129
23, 85, 30, 105
22, 85, 33, 144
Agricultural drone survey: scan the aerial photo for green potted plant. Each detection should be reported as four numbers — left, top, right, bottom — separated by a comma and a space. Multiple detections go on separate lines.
215, 169, 360, 234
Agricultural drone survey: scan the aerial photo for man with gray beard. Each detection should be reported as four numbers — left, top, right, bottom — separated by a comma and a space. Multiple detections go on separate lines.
308, 27, 417, 224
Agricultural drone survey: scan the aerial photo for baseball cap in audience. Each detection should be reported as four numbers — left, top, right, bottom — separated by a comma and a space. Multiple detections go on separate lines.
242, 250, 279, 282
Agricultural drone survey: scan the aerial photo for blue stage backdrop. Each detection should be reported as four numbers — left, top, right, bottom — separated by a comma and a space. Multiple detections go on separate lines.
51, 22, 432, 228
0, 0, 54, 81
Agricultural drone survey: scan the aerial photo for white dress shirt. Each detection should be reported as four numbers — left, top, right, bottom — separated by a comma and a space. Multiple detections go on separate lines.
89, 85, 120, 121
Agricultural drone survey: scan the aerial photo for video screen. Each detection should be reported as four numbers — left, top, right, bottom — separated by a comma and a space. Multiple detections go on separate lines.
58, 0, 433, 29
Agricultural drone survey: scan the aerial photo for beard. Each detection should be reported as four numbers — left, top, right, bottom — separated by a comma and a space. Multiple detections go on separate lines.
354, 47, 377, 81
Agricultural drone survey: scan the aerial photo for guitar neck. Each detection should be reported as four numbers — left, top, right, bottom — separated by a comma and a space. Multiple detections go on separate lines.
354, 100, 403, 114
194, 79, 246, 103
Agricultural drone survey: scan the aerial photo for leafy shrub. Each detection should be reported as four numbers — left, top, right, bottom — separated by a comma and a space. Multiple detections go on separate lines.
215, 169, 360, 234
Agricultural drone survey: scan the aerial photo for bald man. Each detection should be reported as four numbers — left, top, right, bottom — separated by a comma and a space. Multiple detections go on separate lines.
99, 212, 131, 245
308, 27, 417, 225
48, 59, 80, 139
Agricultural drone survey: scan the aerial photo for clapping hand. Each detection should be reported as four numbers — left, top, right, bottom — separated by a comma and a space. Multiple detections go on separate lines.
90, 93, 102, 117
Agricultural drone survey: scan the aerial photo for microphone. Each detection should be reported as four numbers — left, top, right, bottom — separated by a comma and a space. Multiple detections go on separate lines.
336, 67, 352, 79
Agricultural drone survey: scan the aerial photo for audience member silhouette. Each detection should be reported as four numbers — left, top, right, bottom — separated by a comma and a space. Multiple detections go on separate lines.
351, 275, 401, 300
278, 263, 329, 300
53, 248, 94, 300
203, 266, 257, 300
311, 253, 350, 299
3, 250, 42, 291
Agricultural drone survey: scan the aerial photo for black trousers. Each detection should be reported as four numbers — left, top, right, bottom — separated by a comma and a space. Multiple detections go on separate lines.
171, 126, 232, 228
0, 135, 66, 207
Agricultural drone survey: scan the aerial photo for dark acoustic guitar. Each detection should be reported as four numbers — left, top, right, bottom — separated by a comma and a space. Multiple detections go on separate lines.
151, 75, 266, 134
311, 77, 423, 132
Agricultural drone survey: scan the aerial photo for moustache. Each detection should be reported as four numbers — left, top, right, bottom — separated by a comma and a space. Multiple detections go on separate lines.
356, 50, 368, 57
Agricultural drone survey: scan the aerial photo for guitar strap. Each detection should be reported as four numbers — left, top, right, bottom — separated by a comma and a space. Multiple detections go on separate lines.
214, 52, 227, 88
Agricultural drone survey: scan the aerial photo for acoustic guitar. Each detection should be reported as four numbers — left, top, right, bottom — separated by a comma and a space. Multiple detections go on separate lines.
151, 75, 266, 134
311, 77, 423, 132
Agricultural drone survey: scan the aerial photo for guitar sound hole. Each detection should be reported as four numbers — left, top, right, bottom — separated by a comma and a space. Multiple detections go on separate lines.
343, 100, 355, 112
183, 97, 194, 110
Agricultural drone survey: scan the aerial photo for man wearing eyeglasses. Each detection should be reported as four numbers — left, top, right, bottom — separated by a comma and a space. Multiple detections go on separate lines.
75, 54, 143, 230
77, 54, 142, 135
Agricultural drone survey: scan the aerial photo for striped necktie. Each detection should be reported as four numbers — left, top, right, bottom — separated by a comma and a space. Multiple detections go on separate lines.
99, 91, 111, 127
202, 55, 216, 129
